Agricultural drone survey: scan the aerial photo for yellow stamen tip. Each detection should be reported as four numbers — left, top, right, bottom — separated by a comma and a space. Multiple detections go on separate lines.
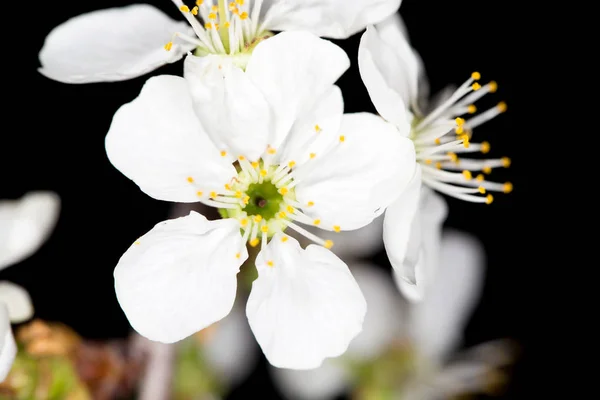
279, 187, 288, 195
164, 41, 173, 51
481, 141, 491, 154
278, 211, 287, 218
447, 152, 458, 162
240, 218, 248, 227
503, 182, 513, 194
205, 22, 212, 29
476, 174, 485, 182
224, 184, 231, 190
461, 135, 470, 148
315, 124, 321, 132
238, 155, 245, 161
483, 166, 492, 174
134, 241, 141, 245
307, 201, 315, 207
455, 117, 465, 126
210, 191, 217, 198
243, 195, 250, 204
324, 240, 334, 249
268, 148, 276, 155
235, 252, 241, 259
196, 191, 203, 197
501, 157, 511, 167
254, 215, 263, 223
288, 161, 296, 168
235, 191, 242, 198
310, 153, 316, 159
196, 0, 204, 5
333, 225, 341, 232
211, 5, 218, 11
472, 82, 482, 91
180, 5, 190, 12
471, 71, 481, 80
286, 205, 295, 213
467, 104, 477, 114
240, 11, 249, 19
260, 169, 268, 176
485, 194, 494, 205
497, 101, 508, 113
250, 238, 260, 247
191, 6, 199, 15
313, 219, 321, 226
220, 150, 227, 157
462, 170, 473, 180
281, 236, 288, 242
425, 159, 432, 165
434, 138, 441, 145
267, 260, 274, 267
339, 135, 345, 142
187, 176, 194, 183
478, 186, 486, 194
488, 81, 498, 93
208, 12, 217, 19
251, 162, 259, 168
455, 126, 464, 134
435, 162, 442, 170
224, 21, 231, 28
261, 225, 269, 233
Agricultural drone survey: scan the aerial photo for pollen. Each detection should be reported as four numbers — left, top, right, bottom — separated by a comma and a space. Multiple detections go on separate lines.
267, 260, 274, 267
315, 124, 322, 132
503, 182, 514, 193
324, 240, 334, 249
251, 161, 259, 168
307, 201, 315, 207
448, 152, 458, 163
501, 157, 512, 167
267, 147, 276, 155
455, 117, 465, 126
235, 252, 241, 259
425, 159, 432, 165
210, 191, 217, 198
224, 183, 232, 190
286, 205, 295, 213
339, 135, 345, 142
485, 194, 494, 204
461, 135, 470, 148
250, 238, 260, 247
240, 11, 249, 19
196, 191, 203, 197
278, 211, 287, 218
313, 219, 321, 226
310, 153, 316, 159
481, 141, 491, 154
254, 215, 263, 223
196, 0, 204, 5
211, 5, 218, 11
236, 0, 245, 5
224, 21, 231, 28
205, 22, 213, 29
462, 170, 473, 180
134, 241, 141, 245
243, 195, 250, 205
476, 174, 485, 182
488, 81, 498, 93
435, 162, 442, 169
455, 125, 464, 134
281, 236, 288, 243
164, 42, 173, 51
472, 82, 482, 91
240, 218, 248, 227
260, 169, 268, 176
471, 71, 481, 80
483, 166, 492, 174
238, 155, 245, 161
261, 225, 269, 233
191, 6, 199, 15
220, 150, 227, 157
288, 161, 296, 168
333, 225, 341, 232
434, 138, 441, 145
235, 191, 242, 198
497, 102, 508, 113
478, 186, 486, 194
187, 176, 194, 183
180, 5, 190, 12
279, 187, 288, 195
467, 104, 477, 113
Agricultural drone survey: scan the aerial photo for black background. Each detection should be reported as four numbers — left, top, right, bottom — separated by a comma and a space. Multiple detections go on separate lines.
2, 0, 543, 398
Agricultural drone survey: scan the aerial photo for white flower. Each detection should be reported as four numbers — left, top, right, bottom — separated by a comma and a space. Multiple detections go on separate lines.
357, 14, 511, 301
39, 0, 402, 84
271, 230, 512, 400
105, 32, 416, 369
0, 192, 60, 381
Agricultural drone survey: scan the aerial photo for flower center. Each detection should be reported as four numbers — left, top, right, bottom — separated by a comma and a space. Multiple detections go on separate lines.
410, 72, 512, 204
242, 181, 284, 221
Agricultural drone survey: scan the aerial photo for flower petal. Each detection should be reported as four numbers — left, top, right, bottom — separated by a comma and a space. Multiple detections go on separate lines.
262, 0, 401, 39
410, 230, 485, 361
246, 234, 366, 369
0, 191, 60, 271
295, 112, 415, 231
184, 55, 272, 161
38, 4, 195, 83
0, 304, 16, 381
245, 32, 350, 149
0, 282, 33, 324
270, 359, 349, 400
114, 212, 247, 343
105, 75, 237, 203
358, 14, 421, 124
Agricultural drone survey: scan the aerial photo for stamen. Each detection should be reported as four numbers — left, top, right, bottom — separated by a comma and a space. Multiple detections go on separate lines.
286, 221, 334, 249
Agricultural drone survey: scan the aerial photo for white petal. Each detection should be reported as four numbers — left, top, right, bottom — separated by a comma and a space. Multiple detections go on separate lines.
0, 282, 33, 324
246, 234, 366, 369
0, 191, 60, 271
270, 359, 349, 400
245, 32, 350, 149
358, 15, 421, 123
105, 75, 237, 202
203, 302, 258, 386
39, 5, 195, 83
295, 113, 415, 231
410, 229, 485, 361
0, 304, 16, 382
184, 55, 272, 161
114, 212, 247, 343
262, 0, 401, 39
346, 263, 403, 360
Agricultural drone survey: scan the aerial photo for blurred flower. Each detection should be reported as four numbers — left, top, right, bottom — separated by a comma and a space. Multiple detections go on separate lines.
106, 31, 416, 369
357, 14, 511, 301
270, 230, 516, 399
38, 0, 402, 84
0, 192, 60, 381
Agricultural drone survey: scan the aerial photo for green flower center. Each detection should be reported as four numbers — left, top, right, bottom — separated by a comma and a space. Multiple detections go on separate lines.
242, 181, 284, 221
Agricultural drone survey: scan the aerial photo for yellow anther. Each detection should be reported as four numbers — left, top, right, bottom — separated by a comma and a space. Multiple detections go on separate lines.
435, 162, 442, 170
220, 150, 227, 157
251, 161, 259, 168
288, 161, 296, 168
240, 218, 248, 227
187, 176, 194, 183
488, 81, 498, 93
448, 152, 458, 162
461, 135, 470, 148
497, 102, 508, 113
243, 195, 250, 204
324, 240, 334, 249
250, 238, 260, 247
471, 71, 481, 80
196, 191, 203, 197
307, 201, 315, 207
333, 225, 341, 232
229, 2, 237, 11
286, 205, 295, 213
240, 11, 249, 19
279, 187, 288, 195
455, 117, 465, 126
215, 23, 220, 30
191, 6, 199, 15
455, 125, 464, 134
476, 174, 485, 182
339, 135, 345, 142
462, 170, 473, 180
485, 194, 494, 205
315, 124, 321, 132
310, 153, 316, 159
260, 169, 268, 176
313, 219, 321, 226
210, 191, 217, 198
254, 215, 263, 223
134, 241, 141, 245
472, 82, 482, 91
425, 159, 432, 165
467, 104, 477, 114
224, 183, 232, 190
483, 166, 492, 174
261, 225, 269, 233
208, 12, 217, 19
267, 147, 276, 155
481, 141, 491, 154
478, 186, 486, 194
235, 252, 241, 259
224, 21, 231, 28
267, 260, 274, 267
205, 22, 213, 29
238, 155, 245, 161
503, 182, 513, 193
278, 211, 287, 218
281, 236, 288, 243
164, 41, 173, 51
196, 0, 204, 5
211, 5, 218, 11
236, 0, 244, 5
501, 157, 511, 167
180, 5, 190, 12
434, 138, 441, 145
235, 191, 242, 198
